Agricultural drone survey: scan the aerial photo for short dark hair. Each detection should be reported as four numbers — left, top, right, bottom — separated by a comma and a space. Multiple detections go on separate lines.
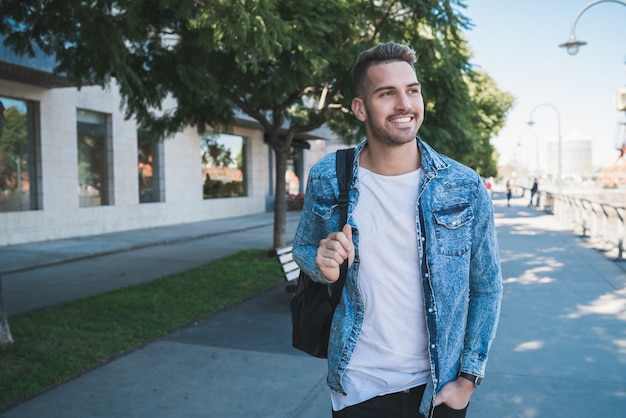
351, 42, 417, 97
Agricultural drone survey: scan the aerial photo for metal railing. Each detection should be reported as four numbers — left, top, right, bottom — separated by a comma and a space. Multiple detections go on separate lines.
519, 186, 626, 260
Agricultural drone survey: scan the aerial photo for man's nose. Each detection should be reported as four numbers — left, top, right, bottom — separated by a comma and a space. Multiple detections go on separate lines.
395, 92, 411, 110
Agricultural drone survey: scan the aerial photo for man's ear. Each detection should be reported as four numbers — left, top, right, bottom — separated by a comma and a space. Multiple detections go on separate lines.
351, 98, 366, 122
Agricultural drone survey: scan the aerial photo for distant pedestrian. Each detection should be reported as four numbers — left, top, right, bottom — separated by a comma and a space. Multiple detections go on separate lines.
529, 178, 538, 207
506, 179, 513, 207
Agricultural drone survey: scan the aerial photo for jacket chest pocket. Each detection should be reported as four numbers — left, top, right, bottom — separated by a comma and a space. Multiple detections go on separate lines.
432, 204, 473, 256
313, 200, 337, 220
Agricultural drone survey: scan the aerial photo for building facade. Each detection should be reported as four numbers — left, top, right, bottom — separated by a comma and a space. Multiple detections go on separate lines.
546, 139, 592, 183
0, 46, 329, 247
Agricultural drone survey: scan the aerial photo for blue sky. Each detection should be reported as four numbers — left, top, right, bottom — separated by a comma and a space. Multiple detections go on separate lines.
461, 0, 626, 169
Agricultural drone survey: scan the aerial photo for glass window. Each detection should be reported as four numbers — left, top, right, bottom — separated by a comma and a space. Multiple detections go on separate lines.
285, 147, 304, 210
286, 147, 302, 195
0, 96, 40, 212
137, 130, 163, 203
201, 133, 246, 199
77, 109, 112, 207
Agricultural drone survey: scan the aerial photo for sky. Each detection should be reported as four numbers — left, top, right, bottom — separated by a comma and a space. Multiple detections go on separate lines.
460, 0, 626, 170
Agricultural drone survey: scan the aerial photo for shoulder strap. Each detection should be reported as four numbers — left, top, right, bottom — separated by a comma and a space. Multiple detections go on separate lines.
330, 148, 355, 309
336, 147, 354, 222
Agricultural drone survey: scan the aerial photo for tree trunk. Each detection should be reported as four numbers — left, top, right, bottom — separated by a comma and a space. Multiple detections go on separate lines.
0, 276, 14, 345
273, 145, 288, 249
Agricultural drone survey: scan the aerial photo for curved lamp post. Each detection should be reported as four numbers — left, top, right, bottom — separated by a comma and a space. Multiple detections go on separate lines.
528, 104, 562, 194
559, 0, 626, 55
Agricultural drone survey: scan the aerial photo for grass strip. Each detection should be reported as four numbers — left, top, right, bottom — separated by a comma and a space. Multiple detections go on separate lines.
0, 248, 282, 410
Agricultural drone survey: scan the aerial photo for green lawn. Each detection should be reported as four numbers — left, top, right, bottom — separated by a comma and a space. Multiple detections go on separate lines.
0, 249, 283, 410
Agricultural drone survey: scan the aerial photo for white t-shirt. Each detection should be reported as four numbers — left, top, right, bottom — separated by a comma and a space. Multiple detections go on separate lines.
331, 166, 430, 411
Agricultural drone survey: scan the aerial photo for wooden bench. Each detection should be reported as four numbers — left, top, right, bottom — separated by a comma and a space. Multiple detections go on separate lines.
269, 245, 300, 291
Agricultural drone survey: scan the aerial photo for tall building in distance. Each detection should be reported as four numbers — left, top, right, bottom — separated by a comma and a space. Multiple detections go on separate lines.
546, 139, 592, 183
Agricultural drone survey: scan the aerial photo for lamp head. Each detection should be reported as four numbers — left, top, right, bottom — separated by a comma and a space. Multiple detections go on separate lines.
559, 37, 587, 56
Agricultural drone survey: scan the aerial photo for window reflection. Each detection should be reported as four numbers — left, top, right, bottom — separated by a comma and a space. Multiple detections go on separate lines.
0, 97, 39, 212
201, 133, 246, 199
137, 130, 162, 203
77, 109, 109, 207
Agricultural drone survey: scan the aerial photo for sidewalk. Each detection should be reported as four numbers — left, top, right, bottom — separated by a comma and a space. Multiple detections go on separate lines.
0, 211, 303, 276
2, 194, 626, 417
1, 211, 302, 316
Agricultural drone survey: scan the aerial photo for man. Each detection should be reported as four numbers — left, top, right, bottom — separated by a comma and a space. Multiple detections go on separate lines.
292, 42, 502, 418
506, 178, 513, 207
529, 178, 538, 207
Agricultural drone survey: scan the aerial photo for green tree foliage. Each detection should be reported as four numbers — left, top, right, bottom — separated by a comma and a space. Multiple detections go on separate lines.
464, 70, 515, 177
0, 0, 513, 247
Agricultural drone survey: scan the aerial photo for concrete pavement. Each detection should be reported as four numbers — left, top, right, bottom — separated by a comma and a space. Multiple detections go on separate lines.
1, 211, 302, 316
1, 192, 626, 417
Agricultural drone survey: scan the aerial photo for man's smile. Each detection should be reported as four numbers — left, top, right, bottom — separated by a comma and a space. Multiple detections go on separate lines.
389, 114, 415, 124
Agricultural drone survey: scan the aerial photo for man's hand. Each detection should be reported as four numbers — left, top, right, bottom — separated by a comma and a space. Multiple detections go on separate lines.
315, 224, 354, 282
433, 376, 474, 410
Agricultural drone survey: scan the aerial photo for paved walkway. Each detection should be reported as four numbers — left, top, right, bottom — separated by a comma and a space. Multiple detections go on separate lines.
1, 192, 626, 417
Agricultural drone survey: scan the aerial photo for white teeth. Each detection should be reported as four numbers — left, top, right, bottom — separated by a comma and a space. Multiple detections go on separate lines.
392, 117, 412, 123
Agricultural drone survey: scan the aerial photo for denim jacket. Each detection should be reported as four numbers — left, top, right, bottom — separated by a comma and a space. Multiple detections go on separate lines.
292, 138, 502, 417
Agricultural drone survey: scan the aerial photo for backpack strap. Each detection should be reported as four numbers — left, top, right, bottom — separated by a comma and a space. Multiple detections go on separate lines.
329, 148, 355, 309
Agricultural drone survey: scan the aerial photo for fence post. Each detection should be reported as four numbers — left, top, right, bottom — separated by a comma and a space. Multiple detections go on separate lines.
616, 207, 624, 260
576, 199, 587, 237
599, 204, 610, 250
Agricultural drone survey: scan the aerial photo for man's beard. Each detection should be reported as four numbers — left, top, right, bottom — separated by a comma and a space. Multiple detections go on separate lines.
366, 111, 421, 146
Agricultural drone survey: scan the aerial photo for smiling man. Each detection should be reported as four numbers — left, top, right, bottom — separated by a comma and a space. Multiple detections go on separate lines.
292, 42, 503, 418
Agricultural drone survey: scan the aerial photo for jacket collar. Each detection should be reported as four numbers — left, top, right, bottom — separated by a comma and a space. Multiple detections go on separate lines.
416, 137, 449, 179
354, 137, 449, 179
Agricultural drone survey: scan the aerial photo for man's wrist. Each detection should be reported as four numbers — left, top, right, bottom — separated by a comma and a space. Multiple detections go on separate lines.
458, 372, 483, 388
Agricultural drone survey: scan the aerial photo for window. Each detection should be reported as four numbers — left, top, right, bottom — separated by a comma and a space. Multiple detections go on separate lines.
201, 133, 246, 199
137, 130, 163, 203
0, 96, 40, 212
77, 109, 113, 207
286, 147, 302, 195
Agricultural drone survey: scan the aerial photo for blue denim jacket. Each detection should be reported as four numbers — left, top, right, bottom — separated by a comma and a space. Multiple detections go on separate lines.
292, 138, 502, 417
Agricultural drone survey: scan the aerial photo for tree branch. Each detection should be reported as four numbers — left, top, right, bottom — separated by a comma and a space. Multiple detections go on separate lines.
231, 96, 272, 132
370, 0, 398, 42
293, 107, 330, 134
277, 89, 305, 111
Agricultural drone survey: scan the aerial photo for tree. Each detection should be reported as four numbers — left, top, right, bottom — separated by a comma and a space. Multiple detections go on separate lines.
463, 70, 515, 177
0, 276, 13, 345
0, 0, 512, 248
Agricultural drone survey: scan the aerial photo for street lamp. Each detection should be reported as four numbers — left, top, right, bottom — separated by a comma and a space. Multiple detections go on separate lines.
559, 0, 626, 55
528, 103, 562, 194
